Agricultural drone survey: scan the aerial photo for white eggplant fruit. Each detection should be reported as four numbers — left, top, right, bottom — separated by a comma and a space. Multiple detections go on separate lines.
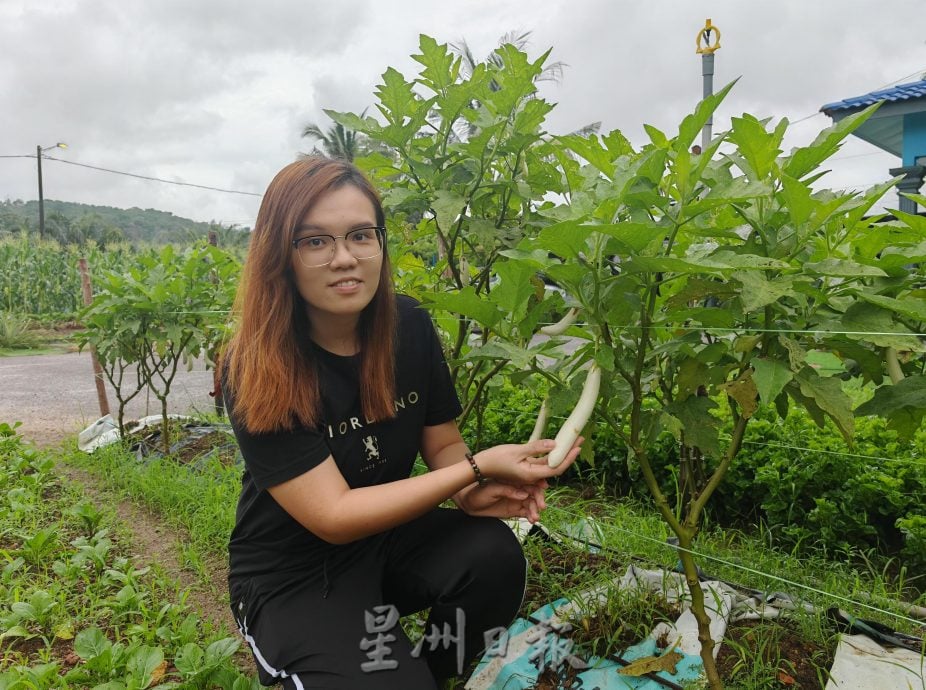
886, 347, 905, 384
529, 398, 550, 442
539, 308, 579, 336
547, 364, 601, 468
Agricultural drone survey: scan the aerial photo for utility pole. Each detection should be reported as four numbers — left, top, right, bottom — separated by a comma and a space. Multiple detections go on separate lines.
695, 19, 721, 152
37, 145, 45, 240
36, 142, 67, 241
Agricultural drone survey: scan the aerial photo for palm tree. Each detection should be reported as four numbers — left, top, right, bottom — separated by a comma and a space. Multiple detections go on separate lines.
450, 30, 567, 88
446, 31, 599, 142
301, 121, 362, 162
301, 106, 390, 162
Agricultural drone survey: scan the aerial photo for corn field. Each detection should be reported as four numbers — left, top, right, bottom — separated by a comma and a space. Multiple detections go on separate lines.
0, 238, 139, 319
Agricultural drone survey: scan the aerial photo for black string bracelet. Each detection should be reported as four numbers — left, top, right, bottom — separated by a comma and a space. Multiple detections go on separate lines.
465, 451, 488, 487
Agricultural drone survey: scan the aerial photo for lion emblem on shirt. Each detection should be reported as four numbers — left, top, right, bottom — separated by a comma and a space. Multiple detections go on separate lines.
362, 435, 381, 463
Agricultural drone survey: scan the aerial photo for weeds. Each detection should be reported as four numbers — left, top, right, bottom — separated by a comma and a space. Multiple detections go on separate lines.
0, 311, 40, 350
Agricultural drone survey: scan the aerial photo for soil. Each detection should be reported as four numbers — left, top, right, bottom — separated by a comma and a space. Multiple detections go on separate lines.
519, 539, 838, 689
716, 619, 834, 689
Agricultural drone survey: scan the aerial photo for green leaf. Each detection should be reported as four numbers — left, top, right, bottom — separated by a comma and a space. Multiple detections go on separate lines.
557, 134, 615, 177
174, 643, 204, 676
783, 104, 879, 179
430, 190, 466, 234
732, 271, 796, 312
594, 223, 667, 253
728, 113, 784, 180
412, 35, 457, 93
536, 220, 595, 260
855, 375, 926, 439
665, 278, 738, 309
676, 357, 710, 401
840, 302, 924, 351
425, 287, 502, 329
676, 81, 736, 153
492, 260, 536, 323
462, 342, 533, 369
204, 638, 241, 667
853, 292, 926, 322
75, 627, 111, 660
803, 258, 887, 278
780, 174, 814, 225
643, 124, 669, 149
751, 358, 793, 405
0, 625, 29, 640
126, 645, 163, 688
665, 397, 720, 456
375, 67, 417, 125
795, 367, 854, 441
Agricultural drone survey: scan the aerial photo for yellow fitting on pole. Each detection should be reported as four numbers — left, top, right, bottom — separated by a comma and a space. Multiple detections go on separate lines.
695, 18, 721, 54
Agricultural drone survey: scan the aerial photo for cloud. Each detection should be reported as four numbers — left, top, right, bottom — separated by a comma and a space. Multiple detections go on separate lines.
2, 0, 924, 223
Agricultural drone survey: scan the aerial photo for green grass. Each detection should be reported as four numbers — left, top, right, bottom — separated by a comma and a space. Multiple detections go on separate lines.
541, 487, 925, 634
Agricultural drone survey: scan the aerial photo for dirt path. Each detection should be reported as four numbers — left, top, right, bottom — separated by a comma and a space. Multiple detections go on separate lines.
53, 461, 254, 672
0, 350, 217, 447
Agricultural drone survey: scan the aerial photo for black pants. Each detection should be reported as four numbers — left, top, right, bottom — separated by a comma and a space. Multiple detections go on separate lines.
230, 508, 527, 689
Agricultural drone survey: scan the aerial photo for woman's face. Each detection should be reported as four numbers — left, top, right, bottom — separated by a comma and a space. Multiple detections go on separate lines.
290, 184, 384, 326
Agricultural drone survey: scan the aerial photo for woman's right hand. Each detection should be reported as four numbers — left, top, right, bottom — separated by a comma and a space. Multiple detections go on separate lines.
474, 437, 582, 484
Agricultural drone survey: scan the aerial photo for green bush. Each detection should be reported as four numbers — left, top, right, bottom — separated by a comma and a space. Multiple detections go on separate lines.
718, 409, 926, 567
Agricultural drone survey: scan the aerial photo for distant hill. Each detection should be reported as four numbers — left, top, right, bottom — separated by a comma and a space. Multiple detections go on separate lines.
0, 199, 251, 246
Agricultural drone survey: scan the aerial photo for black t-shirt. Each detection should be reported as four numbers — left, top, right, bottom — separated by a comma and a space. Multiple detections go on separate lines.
226, 295, 462, 582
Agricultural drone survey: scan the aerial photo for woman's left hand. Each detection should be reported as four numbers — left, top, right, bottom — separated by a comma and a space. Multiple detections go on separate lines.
456, 478, 549, 523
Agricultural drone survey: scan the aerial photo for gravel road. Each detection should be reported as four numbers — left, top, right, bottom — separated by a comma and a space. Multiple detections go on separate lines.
0, 351, 218, 447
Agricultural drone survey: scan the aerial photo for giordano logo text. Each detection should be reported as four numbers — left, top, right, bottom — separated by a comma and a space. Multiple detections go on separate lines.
325, 390, 421, 439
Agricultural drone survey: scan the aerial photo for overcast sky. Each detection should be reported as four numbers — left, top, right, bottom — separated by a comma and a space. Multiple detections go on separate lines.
2, 0, 924, 229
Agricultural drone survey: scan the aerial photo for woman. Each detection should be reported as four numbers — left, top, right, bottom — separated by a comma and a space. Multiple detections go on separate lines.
222, 157, 580, 689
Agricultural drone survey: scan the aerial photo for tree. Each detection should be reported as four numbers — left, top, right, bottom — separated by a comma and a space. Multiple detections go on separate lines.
301, 120, 363, 161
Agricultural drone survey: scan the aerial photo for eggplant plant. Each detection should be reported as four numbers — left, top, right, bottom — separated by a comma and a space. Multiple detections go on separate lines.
77, 242, 239, 452
490, 92, 926, 686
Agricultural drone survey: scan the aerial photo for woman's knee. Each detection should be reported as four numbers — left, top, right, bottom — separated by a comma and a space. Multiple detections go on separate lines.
460, 517, 526, 585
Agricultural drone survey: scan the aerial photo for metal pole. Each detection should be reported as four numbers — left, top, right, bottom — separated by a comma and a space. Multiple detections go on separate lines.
702, 52, 714, 152
36, 145, 45, 241
695, 19, 721, 153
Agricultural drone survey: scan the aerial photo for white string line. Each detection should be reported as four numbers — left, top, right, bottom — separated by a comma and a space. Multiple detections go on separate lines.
543, 502, 926, 629
62, 313, 926, 338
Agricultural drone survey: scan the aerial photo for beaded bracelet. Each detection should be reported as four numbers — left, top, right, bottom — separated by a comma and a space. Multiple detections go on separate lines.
465, 451, 488, 487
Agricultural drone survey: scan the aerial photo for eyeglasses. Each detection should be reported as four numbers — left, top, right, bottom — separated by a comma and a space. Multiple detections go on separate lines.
292, 226, 385, 268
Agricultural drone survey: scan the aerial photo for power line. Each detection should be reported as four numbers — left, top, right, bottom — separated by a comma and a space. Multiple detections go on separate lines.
788, 111, 823, 125
15, 154, 263, 198
877, 66, 926, 91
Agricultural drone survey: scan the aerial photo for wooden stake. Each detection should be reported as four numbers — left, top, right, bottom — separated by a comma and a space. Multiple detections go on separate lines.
78, 257, 111, 417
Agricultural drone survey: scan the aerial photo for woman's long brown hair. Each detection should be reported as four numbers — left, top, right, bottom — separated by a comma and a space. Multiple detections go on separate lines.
224, 157, 396, 433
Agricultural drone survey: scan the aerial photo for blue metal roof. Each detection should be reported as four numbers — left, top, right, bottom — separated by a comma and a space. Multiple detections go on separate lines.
821, 79, 926, 113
